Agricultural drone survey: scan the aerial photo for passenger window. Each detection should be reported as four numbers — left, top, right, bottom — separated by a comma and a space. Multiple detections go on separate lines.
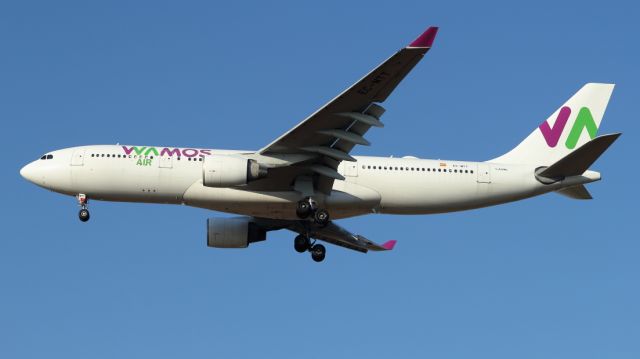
470, 170, 474, 174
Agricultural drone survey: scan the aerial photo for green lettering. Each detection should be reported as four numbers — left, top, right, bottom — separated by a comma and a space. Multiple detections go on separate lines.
565, 107, 598, 149
133, 146, 146, 155
136, 159, 143, 166
144, 147, 159, 156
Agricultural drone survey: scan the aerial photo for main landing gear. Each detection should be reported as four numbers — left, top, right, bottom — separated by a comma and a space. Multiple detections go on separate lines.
295, 197, 330, 227
293, 234, 326, 262
77, 194, 90, 222
294, 197, 331, 262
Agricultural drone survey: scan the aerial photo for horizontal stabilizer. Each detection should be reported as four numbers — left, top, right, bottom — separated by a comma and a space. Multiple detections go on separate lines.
537, 133, 621, 179
556, 184, 593, 200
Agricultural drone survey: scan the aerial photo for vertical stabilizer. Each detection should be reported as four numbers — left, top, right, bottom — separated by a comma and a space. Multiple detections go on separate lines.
491, 83, 614, 165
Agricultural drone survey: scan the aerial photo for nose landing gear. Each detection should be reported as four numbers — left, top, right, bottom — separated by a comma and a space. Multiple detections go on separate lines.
77, 194, 90, 222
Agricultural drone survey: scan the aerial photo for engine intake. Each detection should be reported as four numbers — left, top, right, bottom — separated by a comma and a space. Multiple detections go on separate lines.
207, 217, 267, 248
202, 155, 267, 187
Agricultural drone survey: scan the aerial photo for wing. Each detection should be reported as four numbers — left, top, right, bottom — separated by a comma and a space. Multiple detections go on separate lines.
253, 26, 439, 194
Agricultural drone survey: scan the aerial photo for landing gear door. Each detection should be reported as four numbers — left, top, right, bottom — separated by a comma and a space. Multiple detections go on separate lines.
477, 163, 491, 183
71, 149, 85, 166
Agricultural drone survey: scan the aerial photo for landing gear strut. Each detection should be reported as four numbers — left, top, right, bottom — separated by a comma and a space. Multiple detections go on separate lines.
77, 194, 90, 222
296, 197, 330, 227
293, 234, 327, 262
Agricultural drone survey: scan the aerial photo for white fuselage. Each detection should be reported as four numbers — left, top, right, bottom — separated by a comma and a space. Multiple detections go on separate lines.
20, 145, 601, 220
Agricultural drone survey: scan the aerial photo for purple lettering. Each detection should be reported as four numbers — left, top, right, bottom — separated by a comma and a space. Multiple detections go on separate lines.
122, 146, 135, 155
182, 148, 198, 157
160, 148, 181, 157
539, 106, 571, 147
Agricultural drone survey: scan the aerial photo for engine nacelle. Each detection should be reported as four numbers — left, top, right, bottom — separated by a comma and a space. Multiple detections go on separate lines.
206, 217, 267, 248
202, 155, 267, 187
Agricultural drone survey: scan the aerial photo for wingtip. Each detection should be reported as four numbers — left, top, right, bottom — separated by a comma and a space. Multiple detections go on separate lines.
381, 240, 397, 250
408, 26, 439, 48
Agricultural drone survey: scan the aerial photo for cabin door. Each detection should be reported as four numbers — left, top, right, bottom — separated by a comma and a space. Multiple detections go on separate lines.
71, 149, 85, 166
476, 163, 491, 183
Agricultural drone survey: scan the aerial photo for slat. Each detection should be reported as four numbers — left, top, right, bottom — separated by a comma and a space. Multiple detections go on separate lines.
335, 112, 384, 128
317, 129, 371, 146
308, 165, 345, 181
301, 146, 356, 162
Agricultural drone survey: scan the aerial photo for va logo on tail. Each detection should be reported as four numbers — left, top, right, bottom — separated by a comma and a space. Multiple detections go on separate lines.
539, 106, 598, 149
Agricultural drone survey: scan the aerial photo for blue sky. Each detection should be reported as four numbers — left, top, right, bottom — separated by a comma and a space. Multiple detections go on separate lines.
1, 0, 638, 358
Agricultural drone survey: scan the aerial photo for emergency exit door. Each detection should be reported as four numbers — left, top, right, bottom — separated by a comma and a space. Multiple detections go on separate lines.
344, 162, 358, 177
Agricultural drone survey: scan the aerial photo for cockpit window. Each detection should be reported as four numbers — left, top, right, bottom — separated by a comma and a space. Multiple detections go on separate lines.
40, 155, 46, 160
46, 154, 53, 160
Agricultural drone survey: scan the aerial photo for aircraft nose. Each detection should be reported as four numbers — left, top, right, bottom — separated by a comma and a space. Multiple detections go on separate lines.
20, 162, 36, 182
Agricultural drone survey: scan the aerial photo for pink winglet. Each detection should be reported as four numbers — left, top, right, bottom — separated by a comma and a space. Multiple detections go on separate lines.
408, 26, 439, 48
381, 240, 397, 250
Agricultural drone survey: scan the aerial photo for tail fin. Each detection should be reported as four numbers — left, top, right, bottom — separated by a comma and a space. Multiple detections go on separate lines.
491, 83, 615, 165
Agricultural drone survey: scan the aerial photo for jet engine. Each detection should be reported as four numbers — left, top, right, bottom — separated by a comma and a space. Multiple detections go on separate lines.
206, 217, 267, 248
202, 155, 267, 187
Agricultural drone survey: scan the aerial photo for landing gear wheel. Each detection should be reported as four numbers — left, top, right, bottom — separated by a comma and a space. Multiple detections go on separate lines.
311, 244, 326, 262
78, 208, 90, 222
296, 200, 312, 219
313, 209, 330, 227
294, 234, 310, 253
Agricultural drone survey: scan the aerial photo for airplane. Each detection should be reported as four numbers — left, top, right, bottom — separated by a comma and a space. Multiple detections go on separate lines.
20, 26, 620, 262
